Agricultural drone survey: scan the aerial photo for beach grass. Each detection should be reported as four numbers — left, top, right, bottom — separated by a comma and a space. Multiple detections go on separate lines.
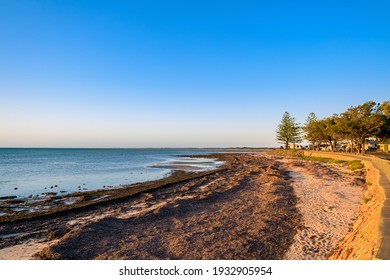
268, 150, 364, 170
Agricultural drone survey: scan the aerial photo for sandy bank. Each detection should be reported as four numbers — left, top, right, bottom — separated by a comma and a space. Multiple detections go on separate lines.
303, 151, 386, 259
281, 157, 364, 259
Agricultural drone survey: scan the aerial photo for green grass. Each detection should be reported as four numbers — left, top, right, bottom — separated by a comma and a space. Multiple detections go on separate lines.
299, 155, 365, 170
348, 161, 364, 171
298, 156, 348, 165
268, 149, 304, 157
332, 159, 347, 164
302, 156, 364, 170
269, 150, 365, 171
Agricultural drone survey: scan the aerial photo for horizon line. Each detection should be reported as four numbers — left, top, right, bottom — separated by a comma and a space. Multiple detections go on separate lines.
0, 146, 276, 150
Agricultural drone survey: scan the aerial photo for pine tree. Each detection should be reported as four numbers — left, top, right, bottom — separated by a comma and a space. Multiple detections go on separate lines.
276, 112, 302, 149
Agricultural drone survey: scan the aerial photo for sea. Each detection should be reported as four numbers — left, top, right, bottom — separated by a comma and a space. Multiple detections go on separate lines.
0, 148, 223, 198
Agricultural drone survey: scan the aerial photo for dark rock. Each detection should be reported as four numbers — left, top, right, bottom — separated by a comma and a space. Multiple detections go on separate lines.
6, 199, 26, 204
43, 192, 57, 196
0, 196, 17, 200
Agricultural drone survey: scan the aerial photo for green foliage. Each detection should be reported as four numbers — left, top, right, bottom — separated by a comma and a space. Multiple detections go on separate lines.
303, 113, 342, 151
271, 151, 365, 173
302, 101, 390, 154
380, 101, 390, 117
338, 101, 385, 154
378, 101, 390, 141
298, 156, 346, 164
297, 156, 363, 171
275, 112, 302, 149
300, 156, 330, 162
348, 160, 364, 171
332, 159, 346, 164
303, 112, 324, 149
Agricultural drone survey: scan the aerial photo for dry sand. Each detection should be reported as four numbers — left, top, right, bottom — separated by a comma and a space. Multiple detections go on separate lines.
0, 153, 367, 260
280, 158, 364, 259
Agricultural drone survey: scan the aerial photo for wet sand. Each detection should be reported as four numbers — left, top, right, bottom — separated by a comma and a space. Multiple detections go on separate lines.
0, 153, 365, 260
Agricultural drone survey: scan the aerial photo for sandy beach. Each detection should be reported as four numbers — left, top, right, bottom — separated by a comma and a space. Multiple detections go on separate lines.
0, 152, 367, 259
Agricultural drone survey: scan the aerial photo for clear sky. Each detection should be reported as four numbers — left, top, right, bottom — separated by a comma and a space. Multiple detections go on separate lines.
0, 0, 389, 148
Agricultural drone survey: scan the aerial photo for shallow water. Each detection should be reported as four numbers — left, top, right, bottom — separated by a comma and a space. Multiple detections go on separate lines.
0, 148, 221, 198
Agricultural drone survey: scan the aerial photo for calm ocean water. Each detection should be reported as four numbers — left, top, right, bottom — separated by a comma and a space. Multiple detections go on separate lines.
0, 148, 221, 198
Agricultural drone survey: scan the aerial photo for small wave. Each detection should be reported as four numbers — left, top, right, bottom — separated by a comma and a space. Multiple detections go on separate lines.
48, 162, 77, 165
151, 157, 224, 172
0, 180, 12, 184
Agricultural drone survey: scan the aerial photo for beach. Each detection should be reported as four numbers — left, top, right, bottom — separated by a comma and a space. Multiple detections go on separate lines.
0, 152, 369, 259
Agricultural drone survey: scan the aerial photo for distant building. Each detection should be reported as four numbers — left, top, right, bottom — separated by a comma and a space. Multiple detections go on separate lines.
288, 143, 303, 150
364, 137, 378, 151
378, 142, 390, 153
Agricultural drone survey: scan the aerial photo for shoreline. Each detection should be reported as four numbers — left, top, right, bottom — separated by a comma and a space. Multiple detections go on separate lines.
0, 148, 232, 200
0, 148, 268, 219
0, 152, 372, 259
0, 154, 232, 224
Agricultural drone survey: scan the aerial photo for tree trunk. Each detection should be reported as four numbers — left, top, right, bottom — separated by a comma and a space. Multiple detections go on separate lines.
333, 140, 337, 152
360, 140, 365, 155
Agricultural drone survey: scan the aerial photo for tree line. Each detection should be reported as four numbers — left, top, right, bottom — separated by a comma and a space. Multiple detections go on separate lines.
276, 101, 390, 154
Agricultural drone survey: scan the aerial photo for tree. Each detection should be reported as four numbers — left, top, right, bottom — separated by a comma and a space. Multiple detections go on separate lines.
378, 101, 390, 142
303, 112, 318, 150
380, 101, 390, 116
276, 112, 302, 149
323, 115, 343, 152
338, 101, 385, 154
303, 113, 328, 151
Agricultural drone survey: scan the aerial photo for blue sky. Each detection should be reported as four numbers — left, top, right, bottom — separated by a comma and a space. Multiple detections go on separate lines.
0, 0, 389, 148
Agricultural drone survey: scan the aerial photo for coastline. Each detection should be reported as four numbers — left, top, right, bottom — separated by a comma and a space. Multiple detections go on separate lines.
0, 148, 228, 200
0, 151, 373, 259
